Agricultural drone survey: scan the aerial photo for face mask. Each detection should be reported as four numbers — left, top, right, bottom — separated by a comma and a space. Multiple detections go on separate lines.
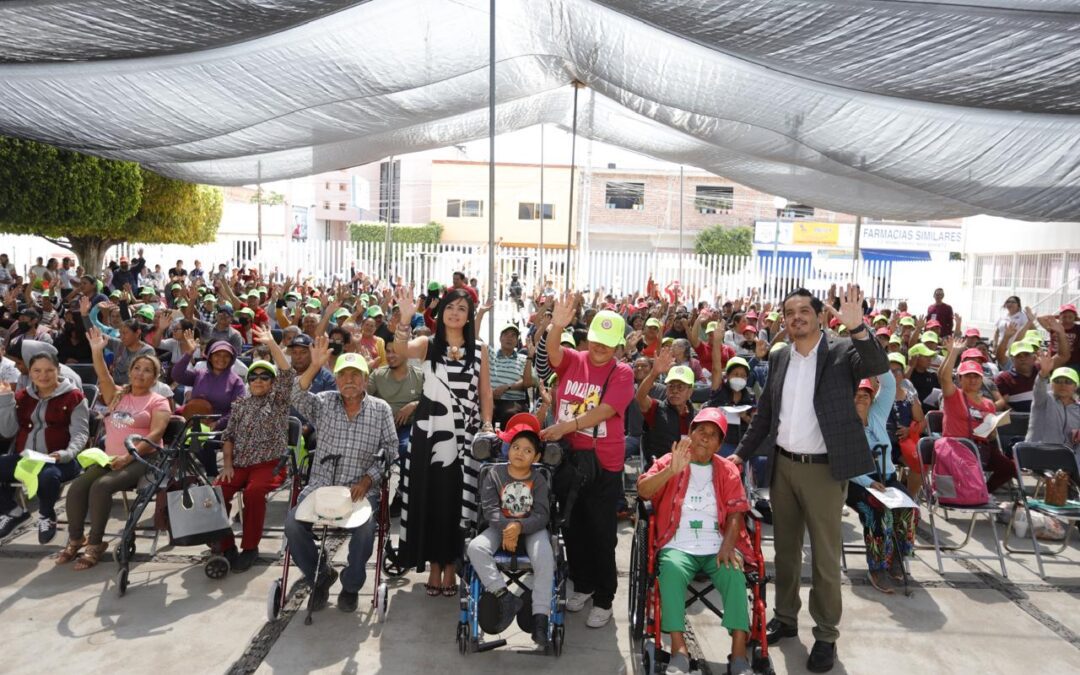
330, 342, 344, 355
728, 377, 747, 392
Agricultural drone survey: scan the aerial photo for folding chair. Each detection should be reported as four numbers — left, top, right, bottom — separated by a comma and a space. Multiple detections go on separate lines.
995, 412, 1029, 457
1005, 442, 1080, 578
68, 363, 97, 386
917, 436, 1009, 577
81, 383, 99, 409
924, 410, 943, 438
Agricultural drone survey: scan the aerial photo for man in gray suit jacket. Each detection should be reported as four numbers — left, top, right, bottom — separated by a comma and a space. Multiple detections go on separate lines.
734, 285, 888, 673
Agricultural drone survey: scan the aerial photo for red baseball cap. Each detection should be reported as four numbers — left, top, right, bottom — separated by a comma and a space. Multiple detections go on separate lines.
925, 319, 941, 329
498, 413, 541, 443
857, 378, 875, 393
874, 327, 891, 337
964, 328, 981, 338
961, 348, 986, 363
1059, 303, 1078, 316
957, 361, 983, 376
690, 407, 728, 438
828, 317, 841, 329
744, 311, 759, 320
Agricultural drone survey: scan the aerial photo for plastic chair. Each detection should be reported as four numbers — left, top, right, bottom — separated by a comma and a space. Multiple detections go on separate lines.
68, 363, 97, 386
1005, 442, 1080, 578
925, 410, 943, 438
917, 436, 1009, 577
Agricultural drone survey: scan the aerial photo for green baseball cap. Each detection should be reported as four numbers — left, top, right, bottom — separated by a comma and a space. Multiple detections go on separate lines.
645, 318, 662, 330
888, 334, 903, 345
872, 314, 888, 325
899, 316, 916, 328
220, 301, 233, 310
665, 365, 695, 386
333, 352, 369, 375
560, 331, 576, 347
499, 323, 520, 335
769, 341, 788, 354
1009, 341, 1035, 356
139, 286, 155, 296
285, 291, 301, 301
888, 352, 908, 369
176, 299, 189, 309
427, 281, 443, 292
170, 283, 182, 291
249, 360, 278, 377
237, 307, 255, 318
365, 305, 384, 318
766, 311, 780, 322
332, 308, 351, 320
257, 286, 267, 294
725, 356, 751, 373
307, 298, 322, 309
908, 344, 935, 358
920, 332, 940, 344
247, 291, 260, 300
109, 290, 121, 299
587, 310, 626, 348
1022, 330, 1043, 346
661, 337, 674, 346
1050, 367, 1079, 385
705, 321, 718, 334
135, 306, 155, 321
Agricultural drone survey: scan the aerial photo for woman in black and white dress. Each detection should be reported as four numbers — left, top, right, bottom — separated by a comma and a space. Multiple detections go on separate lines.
393, 286, 494, 596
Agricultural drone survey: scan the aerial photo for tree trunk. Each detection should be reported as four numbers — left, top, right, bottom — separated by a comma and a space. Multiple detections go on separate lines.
66, 237, 113, 277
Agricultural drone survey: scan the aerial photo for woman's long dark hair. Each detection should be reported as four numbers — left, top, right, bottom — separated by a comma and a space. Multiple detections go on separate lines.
431, 288, 476, 367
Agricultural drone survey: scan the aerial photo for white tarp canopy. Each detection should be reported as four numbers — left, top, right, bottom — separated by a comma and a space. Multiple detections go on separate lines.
1, 0, 1079, 221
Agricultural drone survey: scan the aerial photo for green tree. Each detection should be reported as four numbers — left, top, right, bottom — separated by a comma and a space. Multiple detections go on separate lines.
350, 221, 443, 244
0, 137, 222, 274
694, 225, 753, 256
250, 189, 284, 206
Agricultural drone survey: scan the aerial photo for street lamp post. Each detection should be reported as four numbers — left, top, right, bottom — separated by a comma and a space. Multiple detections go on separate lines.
772, 196, 787, 301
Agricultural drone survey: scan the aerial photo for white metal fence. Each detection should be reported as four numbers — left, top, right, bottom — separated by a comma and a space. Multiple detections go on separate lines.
0, 233, 961, 308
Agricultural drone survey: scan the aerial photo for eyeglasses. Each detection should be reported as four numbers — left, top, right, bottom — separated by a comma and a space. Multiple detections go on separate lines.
247, 373, 275, 382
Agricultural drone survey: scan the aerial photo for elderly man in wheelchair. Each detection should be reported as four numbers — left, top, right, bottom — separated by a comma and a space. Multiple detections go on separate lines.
638, 408, 754, 675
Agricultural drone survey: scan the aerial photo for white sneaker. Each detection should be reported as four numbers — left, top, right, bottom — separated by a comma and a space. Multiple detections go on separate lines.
566, 590, 592, 612
586, 605, 612, 628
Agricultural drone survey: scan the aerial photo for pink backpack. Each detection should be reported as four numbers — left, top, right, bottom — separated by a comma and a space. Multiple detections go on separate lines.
932, 437, 990, 506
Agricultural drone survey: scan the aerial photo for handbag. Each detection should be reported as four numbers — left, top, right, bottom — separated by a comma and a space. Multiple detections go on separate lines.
1045, 470, 1071, 507
166, 484, 233, 546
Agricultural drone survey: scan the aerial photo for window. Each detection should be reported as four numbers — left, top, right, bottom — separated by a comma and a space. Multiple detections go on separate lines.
447, 199, 483, 218
324, 182, 330, 190
379, 159, 400, 223
695, 185, 733, 214
605, 181, 645, 210
518, 202, 555, 220
339, 182, 347, 191
782, 204, 815, 218
322, 201, 330, 210
337, 202, 347, 211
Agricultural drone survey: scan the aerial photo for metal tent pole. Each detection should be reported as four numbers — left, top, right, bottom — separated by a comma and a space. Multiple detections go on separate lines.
539, 123, 545, 292
852, 215, 862, 286
566, 82, 582, 293
678, 165, 684, 289
384, 155, 395, 281
487, 0, 496, 346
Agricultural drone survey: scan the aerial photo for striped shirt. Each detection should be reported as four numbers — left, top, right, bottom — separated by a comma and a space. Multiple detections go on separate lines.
488, 346, 529, 402
290, 388, 398, 493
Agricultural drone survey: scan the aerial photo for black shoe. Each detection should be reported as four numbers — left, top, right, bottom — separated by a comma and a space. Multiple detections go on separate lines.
37, 517, 57, 545
0, 510, 29, 539
765, 618, 798, 645
232, 548, 258, 573
222, 547, 239, 567
337, 589, 359, 613
310, 567, 339, 611
531, 614, 549, 648
493, 589, 523, 633
807, 640, 836, 673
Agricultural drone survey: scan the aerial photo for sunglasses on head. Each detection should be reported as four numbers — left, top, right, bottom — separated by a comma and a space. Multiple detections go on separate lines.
247, 373, 275, 382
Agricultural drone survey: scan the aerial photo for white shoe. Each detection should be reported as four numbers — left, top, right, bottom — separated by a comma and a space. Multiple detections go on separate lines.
566, 590, 592, 612
585, 605, 612, 628
842, 505, 851, 516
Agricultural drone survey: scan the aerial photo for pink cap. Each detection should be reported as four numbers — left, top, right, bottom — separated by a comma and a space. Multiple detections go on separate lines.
744, 311, 759, 320
961, 348, 986, 362
498, 412, 542, 443
1059, 303, 1078, 316
957, 361, 983, 376
690, 407, 729, 438
925, 319, 941, 329
857, 378, 875, 392
964, 328, 981, 338
875, 327, 891, 337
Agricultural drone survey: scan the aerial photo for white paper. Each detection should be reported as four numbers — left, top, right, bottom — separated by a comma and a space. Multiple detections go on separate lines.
721, 405, 752, 425
867, 486, 918, 510
922, 388, 943, 407
21, 449, 56, 464
972, 410, 1010, 438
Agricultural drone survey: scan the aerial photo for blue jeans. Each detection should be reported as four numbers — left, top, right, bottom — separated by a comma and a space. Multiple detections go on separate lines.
0, 454, 82, 519
625, 435, 642, 462
284, 492, 380, 593
396, 427, 411, 473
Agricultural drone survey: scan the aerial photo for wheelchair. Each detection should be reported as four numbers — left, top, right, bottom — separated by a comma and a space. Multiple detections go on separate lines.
114, 414, 224, 596
456, 461, 568, 656
628, 474, 774, 675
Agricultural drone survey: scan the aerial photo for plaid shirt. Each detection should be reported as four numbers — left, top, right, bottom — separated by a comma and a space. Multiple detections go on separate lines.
290, 387, 397, 492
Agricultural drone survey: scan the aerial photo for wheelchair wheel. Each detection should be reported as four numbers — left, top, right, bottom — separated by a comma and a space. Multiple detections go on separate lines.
267, 578, 284, 621
376, 582, 389, 623
752, 642, 774, 675
114, 538, 136, 565
116, 567, 129, 597
382, 540, 407, 578
205, 555, 230, 579
551, 624, 565, 657
456, 622, 469, 655
628, 517, 648, 641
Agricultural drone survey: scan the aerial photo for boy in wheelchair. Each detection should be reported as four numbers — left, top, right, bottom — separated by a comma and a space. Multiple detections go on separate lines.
638, 408, 753, 675
466, 413, 555, 648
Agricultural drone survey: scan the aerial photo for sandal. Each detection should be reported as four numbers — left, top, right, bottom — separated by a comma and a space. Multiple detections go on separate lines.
425, 583, 441, 597
868, 570, 895, 595
442, 584, 457, 597
56, 537, 87, 565
73, 543, 108, 571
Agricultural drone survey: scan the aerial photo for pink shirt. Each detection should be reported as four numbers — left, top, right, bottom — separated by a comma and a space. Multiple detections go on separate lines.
941, 388, 995, 440
104, 392, 171, 456
553, 349, 634, 472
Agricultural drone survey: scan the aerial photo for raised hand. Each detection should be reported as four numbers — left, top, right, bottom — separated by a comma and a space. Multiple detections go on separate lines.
669, 436, 692, 474
1038, 350, 1055, 377
87, 327, 108, 353
549, 291, 577, 330
251, 324, 275, 346
653, 347, 674, 375
78, 296, 90, 316
394, 284, 416, 319
825, 283, 866, 331
309, 335, 331, 369
178, 329, 196, 355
